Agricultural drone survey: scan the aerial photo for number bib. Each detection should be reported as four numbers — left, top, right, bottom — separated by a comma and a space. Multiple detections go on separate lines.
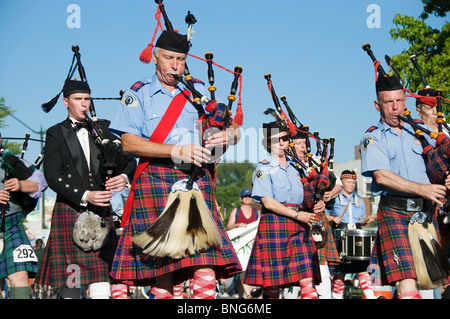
13, 245, 38, 263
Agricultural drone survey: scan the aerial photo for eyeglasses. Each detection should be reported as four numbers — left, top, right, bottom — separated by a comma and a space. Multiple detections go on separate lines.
270, 135, 290, 143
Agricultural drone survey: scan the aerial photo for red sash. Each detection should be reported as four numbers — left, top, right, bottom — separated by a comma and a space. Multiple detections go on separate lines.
120, 89, 190, 227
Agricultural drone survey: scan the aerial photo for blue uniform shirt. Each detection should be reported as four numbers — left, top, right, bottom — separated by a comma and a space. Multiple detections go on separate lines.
326, 192, 366, 224
251, 155, 304, 205
110, 73, 208, 146
360, 120, 434, 197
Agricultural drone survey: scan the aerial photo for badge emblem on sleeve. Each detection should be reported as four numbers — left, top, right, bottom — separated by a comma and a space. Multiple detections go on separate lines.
121, 94, 139, 108
361, 136, 375, 150
255, 169, 265, 179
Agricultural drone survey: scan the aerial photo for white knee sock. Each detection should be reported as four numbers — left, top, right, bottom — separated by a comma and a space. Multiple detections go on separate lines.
89, 282, 111, 299
315, 265, 332, 299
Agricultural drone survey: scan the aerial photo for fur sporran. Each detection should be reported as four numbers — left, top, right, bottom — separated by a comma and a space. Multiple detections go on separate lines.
311, 221, 328, 249
73, 211, 109, 252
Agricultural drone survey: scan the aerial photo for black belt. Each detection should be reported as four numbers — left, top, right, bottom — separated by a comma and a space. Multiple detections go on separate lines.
379, 195, 434, 212
150, 158, 215, 174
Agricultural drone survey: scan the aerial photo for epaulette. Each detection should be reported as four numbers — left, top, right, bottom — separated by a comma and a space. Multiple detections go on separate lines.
413, 119, 425, 125
365, 125, 378, 133
130, 81, 148, 92
259, 159, 270, 165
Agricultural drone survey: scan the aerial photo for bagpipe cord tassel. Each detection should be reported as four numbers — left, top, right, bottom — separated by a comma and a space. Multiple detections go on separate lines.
188, 53, 244, 126
139, 5, 164, 64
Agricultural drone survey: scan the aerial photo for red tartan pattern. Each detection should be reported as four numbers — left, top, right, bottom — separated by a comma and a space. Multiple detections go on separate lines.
35, 203, 118, 287
243, 204, 321, 288
110, 165, 241, 287
370, 206, 417, 285
424, 138, 450, 184
316, 210, 340, 265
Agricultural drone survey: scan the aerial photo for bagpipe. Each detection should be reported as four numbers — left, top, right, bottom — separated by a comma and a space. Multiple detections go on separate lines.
0, 133, 44, 253
363, 43, 450, 289
132, 0, 243, 259
0, 133, 44, 214
42, 45, 131, 186
41, 45, 134, 252
263, 73, 336, 248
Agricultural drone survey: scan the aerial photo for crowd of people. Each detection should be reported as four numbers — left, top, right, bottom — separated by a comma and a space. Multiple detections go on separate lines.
0, 27, 449, 300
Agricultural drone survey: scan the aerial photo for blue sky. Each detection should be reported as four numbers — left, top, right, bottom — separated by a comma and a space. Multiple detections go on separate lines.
0, 0, 447, 166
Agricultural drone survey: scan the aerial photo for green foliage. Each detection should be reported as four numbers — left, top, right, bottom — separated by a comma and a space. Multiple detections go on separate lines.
389, 12, 450, 116
0, 97, 22, 155
420, 0, 449, 19
214, 161, 256, 223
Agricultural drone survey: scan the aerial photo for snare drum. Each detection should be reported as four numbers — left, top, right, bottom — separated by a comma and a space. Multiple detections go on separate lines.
340, 229, 376, 261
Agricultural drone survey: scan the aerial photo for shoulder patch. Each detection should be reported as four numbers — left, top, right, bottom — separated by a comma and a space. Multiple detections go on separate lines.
255, 169, 266, 179
365, 125, 378, 133
121, 93, 139, 108
361, 136, 375, 150
130, 81, 147, 92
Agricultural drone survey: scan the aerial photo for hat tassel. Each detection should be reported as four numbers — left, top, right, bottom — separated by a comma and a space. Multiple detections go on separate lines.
41, 92, 62, 113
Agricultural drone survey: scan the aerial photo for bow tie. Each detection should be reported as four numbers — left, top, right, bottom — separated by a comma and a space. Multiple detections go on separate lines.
72, 120, 89, 131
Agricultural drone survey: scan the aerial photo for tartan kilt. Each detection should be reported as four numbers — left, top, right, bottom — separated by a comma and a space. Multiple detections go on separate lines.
370, 206, 416, 286
424, 140, 450, 184
110, 164, 241, 287
243, 204, 321, 288
35, 202, 117, 288
0, 212, 38, 279
316, 210, 340, 265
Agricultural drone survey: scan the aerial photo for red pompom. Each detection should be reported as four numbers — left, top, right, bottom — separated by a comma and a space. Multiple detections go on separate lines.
139, 43, 154, 64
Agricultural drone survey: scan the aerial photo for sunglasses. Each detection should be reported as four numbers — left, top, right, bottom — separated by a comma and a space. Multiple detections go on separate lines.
270, 135, 290, 143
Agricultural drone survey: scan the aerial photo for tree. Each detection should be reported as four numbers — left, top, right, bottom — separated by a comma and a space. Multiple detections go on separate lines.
389, 0, 449, 114
0, 97, 21, 154
214, 161, 256, 223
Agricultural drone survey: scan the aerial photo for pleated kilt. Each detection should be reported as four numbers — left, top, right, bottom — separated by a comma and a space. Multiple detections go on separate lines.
316, 210, 340, 266
0, 212, 38, 279
35, 202, 117, 288
110, 164, 241, 287
370, 206, 416, 285
243, 204, 321, 288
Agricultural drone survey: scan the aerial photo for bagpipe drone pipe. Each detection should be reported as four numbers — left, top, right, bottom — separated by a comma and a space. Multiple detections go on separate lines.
41, 45, 132, 186
363, 43, 450, 289
132, 0, 244, 259
263, 73, 336, 248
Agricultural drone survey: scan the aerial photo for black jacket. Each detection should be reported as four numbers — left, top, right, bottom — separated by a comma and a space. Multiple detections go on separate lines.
44, 117, 136, 213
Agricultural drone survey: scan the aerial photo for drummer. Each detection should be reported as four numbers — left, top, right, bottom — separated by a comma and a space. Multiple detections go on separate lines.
326, 170, 376, 299
326, 170, 374, 229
